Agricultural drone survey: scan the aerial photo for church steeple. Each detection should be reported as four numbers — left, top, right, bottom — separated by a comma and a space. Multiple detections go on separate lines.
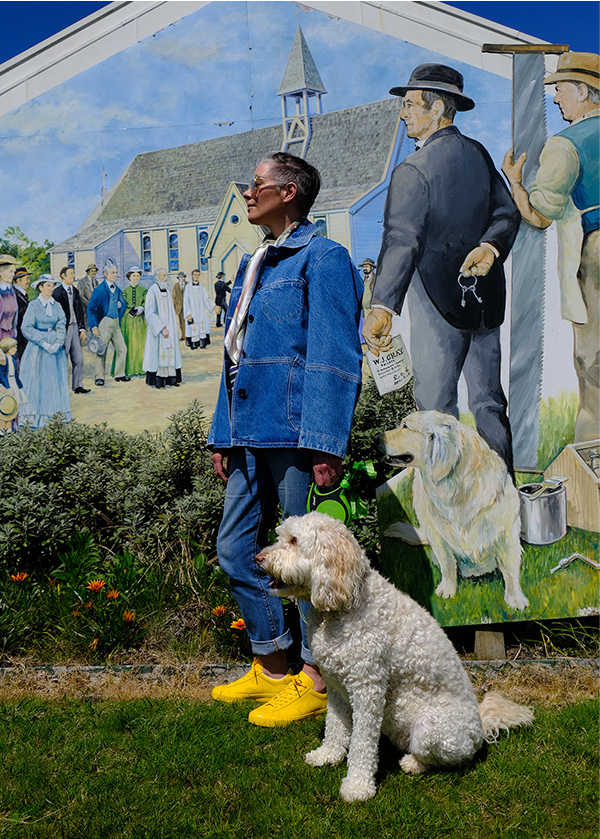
278, 27, 327, 158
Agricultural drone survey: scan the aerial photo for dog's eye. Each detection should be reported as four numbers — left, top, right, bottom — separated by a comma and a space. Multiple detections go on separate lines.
289, 537, 297, 545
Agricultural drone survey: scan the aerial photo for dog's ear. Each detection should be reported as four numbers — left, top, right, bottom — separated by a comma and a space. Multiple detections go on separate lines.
427, 422, 461, 483
309, 516, 369, 612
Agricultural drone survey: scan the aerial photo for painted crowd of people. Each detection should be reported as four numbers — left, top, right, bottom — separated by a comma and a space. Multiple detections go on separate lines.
0, 254, 228, 431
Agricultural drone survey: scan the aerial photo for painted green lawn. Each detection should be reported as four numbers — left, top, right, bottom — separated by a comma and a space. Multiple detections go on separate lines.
0, 698, 597, 839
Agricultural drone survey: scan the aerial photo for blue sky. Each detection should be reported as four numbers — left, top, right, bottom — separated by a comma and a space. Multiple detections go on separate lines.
1, 2, 598, 63
0, 1, 594, 246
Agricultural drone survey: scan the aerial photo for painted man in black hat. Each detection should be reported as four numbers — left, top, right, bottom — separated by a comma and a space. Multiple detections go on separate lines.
363, 64, 520, 475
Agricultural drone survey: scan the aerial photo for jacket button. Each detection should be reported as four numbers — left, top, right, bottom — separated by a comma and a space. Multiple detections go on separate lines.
238, 388, 247, 399
248, 314, 254, 323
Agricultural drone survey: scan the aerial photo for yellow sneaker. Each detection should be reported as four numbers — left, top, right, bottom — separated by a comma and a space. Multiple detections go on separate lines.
247, 670, 328, 727
211, 658, 293, 703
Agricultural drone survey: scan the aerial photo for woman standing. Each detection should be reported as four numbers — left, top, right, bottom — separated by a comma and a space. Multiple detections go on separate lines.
0, 254, 18, 342
18, 274, 71, 428
113, 264, 147, 376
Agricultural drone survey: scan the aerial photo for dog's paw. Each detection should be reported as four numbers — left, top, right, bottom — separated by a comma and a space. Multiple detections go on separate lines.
339, 775, 376, 802
435, 579, 457, 599
399, 754, 428, 775
305, 746, 346, 767
384, 521, 429, 546
505, 590, 529, 611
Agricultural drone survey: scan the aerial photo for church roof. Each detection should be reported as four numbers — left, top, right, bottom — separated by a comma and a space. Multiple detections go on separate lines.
277, 26, 327, 96
56, 97, 401, 251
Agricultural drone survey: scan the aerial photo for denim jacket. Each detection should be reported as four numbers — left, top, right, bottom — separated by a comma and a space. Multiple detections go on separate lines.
208, 219, 363, 458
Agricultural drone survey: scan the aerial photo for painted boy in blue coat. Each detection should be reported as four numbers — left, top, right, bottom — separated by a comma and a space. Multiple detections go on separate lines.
87, 260, 130, 386
208, 152, 363, 726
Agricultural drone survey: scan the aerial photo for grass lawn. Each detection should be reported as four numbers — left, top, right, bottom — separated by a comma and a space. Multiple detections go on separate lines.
0, 695, 597, 839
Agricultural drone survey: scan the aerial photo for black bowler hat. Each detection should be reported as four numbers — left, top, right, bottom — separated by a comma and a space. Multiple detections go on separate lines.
390, 63, 475, 111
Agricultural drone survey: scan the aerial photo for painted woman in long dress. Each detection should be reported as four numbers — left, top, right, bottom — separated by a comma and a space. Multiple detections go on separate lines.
143, 267, 183, 388
113, 264, 147, 376
18, 274, 72, 428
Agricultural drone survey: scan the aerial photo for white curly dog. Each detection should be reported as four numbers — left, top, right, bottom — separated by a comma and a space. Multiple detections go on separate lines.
379, 410, 529, 611
257, 512, 533, 802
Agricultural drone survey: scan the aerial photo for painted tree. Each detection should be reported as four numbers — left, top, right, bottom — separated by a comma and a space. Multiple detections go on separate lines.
0, 226, 53, 279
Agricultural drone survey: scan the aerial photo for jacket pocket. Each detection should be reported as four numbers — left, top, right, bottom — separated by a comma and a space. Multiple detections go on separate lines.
261, 280, 305, 322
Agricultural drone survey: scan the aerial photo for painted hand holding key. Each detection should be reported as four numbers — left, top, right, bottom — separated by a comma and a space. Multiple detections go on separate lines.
459, 244, 496, 277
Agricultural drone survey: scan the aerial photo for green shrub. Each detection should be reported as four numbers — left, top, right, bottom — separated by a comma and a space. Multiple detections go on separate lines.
344, 377, 416, 559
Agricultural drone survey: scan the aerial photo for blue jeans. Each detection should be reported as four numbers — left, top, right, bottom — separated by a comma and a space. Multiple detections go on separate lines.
216, 447, 314, 664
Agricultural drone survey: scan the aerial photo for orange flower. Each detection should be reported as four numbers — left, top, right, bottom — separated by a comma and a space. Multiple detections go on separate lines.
10, 572, 28, 582
230, 618, 246, 631
88, 638, 99, 651
212, 605, 226, 617
106, 589, 120, 601
71, 608, 80, 618
87, 579, 106, 593
84, 601, 94, 611
123, 609, 136, 623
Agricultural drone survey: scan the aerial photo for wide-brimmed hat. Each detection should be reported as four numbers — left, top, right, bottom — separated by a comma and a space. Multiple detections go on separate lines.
390, 63, 475, 111
31, 274, 58, 290
216, 271, 225, 279
176, 271, 186, 279
360, 258, 375, 268
13, 267, 30, 281
126, 264, 143, 278
86, 263, 98, 272
87, 335, 107, 356
0, 393, 18, 422
544, 52, 600, 90
0, 254, 17, 268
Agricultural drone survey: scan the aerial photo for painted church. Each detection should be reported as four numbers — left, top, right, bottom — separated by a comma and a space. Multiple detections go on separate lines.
49, 27, 411, 289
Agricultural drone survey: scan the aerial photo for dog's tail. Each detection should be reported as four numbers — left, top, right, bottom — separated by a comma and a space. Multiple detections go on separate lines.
478, 691, 534, 743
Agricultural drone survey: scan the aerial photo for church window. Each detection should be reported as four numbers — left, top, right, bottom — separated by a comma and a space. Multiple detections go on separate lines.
168, 230, 179, 271
312, 216, 327, 237
198, 228, 208, 271
142, 233, 152, 274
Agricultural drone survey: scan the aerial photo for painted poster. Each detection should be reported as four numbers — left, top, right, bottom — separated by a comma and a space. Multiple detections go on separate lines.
0, 2, 597, 625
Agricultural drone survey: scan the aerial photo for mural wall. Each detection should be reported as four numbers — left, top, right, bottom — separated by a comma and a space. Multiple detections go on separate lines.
0, 1, 596, 625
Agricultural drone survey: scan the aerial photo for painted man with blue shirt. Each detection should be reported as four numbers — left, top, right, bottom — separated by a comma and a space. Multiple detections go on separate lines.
87, 260, 130, 386
503, 52, 600, 443
208, 152, 363, 726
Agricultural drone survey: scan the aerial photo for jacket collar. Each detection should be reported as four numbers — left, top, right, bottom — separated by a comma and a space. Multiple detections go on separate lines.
263, 217, 319, 251
421, 124, 460, 149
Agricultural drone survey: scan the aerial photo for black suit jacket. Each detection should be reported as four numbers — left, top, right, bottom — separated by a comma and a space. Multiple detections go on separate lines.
14, 287, 29, 358
52, 284, 86, 331
214, 279, 231, 307
373, 125, 520, 330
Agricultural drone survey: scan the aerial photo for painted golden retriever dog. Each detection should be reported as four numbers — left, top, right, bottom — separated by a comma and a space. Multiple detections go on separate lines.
378, 410, 529, 611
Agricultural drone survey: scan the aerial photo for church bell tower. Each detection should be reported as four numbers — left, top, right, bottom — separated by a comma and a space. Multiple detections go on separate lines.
278, 27, 327, 158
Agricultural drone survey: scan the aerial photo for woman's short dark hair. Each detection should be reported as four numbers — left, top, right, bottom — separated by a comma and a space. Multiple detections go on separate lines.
261, 152, 321, 216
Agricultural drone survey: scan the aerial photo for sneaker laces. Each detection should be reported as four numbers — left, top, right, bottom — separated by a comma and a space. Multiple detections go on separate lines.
264, 675, 310, 709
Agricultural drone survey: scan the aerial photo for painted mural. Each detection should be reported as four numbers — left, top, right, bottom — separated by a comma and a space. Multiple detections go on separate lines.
0, 2, 597, 626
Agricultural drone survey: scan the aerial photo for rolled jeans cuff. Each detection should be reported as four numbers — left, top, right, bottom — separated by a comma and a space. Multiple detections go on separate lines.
249, 627, 294, 657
